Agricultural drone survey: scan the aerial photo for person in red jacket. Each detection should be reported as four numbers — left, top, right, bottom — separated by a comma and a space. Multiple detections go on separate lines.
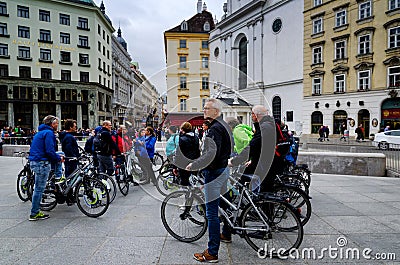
112, 125, 132, 153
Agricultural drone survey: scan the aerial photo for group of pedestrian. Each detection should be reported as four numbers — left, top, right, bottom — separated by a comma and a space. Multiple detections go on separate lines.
317, 125, 330, 142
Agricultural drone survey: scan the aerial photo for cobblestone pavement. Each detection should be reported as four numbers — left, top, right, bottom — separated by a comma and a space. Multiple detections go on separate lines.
0, 156, 399, 264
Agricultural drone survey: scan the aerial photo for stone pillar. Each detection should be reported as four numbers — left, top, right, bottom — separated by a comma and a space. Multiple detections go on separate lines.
77, 105, 82, 129
33, 104, 39, 130
8, 103, 14, 127
56, 104, 62, 121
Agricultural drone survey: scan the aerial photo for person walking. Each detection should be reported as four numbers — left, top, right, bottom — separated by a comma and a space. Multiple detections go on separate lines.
28, 115, 64, 221
355, 124, 365, 142
186, 99, 233, 263
339, 122, 346, 141
324, 125, 330, 141
318, 125, 325, 142
175, 122, 200, 186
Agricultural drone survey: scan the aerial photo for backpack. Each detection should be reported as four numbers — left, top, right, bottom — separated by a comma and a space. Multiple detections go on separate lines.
275, 123, 292, 157
93, 132, 109, 153
233, 124, 253, 154
84, 136, 94, 153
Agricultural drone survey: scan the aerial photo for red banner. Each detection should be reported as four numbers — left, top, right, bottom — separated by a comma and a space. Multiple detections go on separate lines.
382, 108, 400, 119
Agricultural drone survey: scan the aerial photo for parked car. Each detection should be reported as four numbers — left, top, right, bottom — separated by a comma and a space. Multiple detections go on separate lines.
373, 130, 400, 150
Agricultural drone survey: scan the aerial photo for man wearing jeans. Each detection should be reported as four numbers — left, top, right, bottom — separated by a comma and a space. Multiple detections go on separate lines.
186, 99, 233, 263
28, 115, 64, 221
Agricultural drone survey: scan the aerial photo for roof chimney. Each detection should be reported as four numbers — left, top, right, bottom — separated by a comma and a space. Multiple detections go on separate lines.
197, 0, 202, 13
203, 2, 207, 11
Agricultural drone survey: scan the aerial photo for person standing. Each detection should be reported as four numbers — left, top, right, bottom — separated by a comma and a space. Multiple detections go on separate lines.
165, 125, 179, 160
97, 120, 119, 175
135, 126, 157, 185
28, 115, 64, 221
186, 99, 233, 263
324, 125, 330, 141
355, 124, 365, 142
339, 122, 346, 141
59, 119, 80, 177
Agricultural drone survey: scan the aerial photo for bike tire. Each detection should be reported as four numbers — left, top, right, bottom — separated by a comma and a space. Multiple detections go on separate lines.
156, 171, 179, 197
161, 190, 207, 242
131, 161, 148, 185
152, 152, 164, 172
40, 189, 58, 211
93, 173, 117, 203
240, 199, 303, 257
280, 174, 309, 195
75, 177, 110, 218
293, 167, 311, 187
17, 169, 33, 202
117, 165, 130, 196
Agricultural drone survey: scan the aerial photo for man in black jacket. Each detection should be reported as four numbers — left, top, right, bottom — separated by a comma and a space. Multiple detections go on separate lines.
60, 119, 79, 177
97, 120, 119, 175
187, 99, 233, 263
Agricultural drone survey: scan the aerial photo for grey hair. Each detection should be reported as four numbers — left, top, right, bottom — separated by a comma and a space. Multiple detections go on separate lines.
252, 105, 268, 116
207, 98, 222, 113
42, 115, 58, 125
102, 120, 112, 126
226, 117, 240, 130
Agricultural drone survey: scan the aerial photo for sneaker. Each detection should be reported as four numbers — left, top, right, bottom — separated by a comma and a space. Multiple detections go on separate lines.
55, 176, 66, 184
29, 211, 49, 221
193, 249, 218, 263
220, 233, 232, 243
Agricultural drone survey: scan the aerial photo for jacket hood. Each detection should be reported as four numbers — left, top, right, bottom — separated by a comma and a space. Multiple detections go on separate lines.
58, 131, 67, 141
38, 124, 54, 132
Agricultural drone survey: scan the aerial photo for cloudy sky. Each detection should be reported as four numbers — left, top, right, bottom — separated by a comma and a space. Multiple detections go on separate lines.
93, 0, 226, 93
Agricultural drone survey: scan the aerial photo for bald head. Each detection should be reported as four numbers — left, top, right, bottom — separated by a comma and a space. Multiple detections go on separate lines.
251, 105, 269, 122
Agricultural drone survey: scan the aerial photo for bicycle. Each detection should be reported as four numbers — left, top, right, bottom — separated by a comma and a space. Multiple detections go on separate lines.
40, 155, 111, 218
15, 151, 35, 202
161, 171, 303, 257
151, 151, 164, 172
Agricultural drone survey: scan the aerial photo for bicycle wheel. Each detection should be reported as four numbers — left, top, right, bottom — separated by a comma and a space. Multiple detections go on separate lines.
130, 160, 148, 185
75, 177, 110, 218
40, 189, 58, 211
93, 173, 116, 203
117, 165, 130, 196
17, 169, 34, 202
292, 166, 311, 187
152, 152, 164, 172
280, 174, 309, 195
161, 190, 207, 242
240, 199, 303, 257
156, 171, 179, 197
273, 185, 312, 226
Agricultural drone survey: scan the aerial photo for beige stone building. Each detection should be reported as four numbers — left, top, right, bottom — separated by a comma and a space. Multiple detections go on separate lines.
303, 0, 400, 136
164, 0, 214, 118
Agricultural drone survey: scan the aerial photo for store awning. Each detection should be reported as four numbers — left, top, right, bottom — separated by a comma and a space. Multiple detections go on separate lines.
164, 112, 204, 127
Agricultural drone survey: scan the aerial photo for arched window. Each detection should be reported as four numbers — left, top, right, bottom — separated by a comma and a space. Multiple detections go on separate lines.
311, 111, 323, 133
203, 21, 210, 31
181, 21, 188, 31
239, 37, 247, 90
333, 110, 347, 134
272, 96, 281, 121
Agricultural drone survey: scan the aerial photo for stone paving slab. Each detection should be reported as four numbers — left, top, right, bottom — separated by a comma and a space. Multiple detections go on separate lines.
0, 157, 399, 264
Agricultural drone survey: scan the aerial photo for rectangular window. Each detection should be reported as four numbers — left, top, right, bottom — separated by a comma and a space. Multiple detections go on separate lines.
41, 68, 52, 79
202, 98, 207, 108
335, 40, 346, 59
312, 46, 322, 64
335, 10, 347, 27
389, 0, 400, 10
312, 77, 322, 95
98, 58, 102, 69
40, 49, 51, 61
0, 64, 8, 76
80, 72, 89, 82
0, 23, 7, 35
60, 51, 71, 62
19, 66, 31, 78
314, 0, 322, 6
359, 1, 371, 19
312, 17, 323, 34
18, 26, 30, 38
180, 98, 187, 111
103, 46, 105, 56
202, 40, 209, 49
78, 17, 89, 29
39, 29, 51, 42
389, 26, 400, 48
334, 74, 345, 93
18, 46, 30, 59
17, 5, 29, 18
61, 70, 71, 81
59, 13, 70, 25
358, 70, 370, 91
180, 76, 186, 89
60, 32, 70, 44
79, 53, 89, 65
98, 24, 101, 34
359, 34, 371, 54
0, 2, 7, 15
179, 39, 186, 48
202, 57, 209, 68
286, 111, 294, 122
98, 41, 101, 52
107, 35, 109, 44
78, 35, 89, 47
202, 77, 209, 89
0, 43, 7, 56
39, 10, 50, 22
388, 66, 400, 87
179, 56, 187, 68
107, 50, 110, 59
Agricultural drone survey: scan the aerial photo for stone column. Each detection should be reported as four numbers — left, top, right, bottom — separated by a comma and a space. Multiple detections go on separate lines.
32, 104, 39, 130
77, 105, 82, 129
8, 103, 14, 127
56, 104, 62, 121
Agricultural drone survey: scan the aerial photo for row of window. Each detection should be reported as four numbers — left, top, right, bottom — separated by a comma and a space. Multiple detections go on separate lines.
179, 76, 209, 90
179, 56, 209, 68
311, 66, 400, 94
314, 0, 400, 10
178, 98, 209, 112
179, 39, 209, 49
312, 0, 372, 35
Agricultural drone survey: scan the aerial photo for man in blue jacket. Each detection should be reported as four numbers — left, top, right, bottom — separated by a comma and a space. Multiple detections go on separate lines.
29, 115, 64, 221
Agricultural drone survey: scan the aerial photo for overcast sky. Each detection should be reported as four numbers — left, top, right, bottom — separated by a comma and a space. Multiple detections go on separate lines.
93, 0, 226, 94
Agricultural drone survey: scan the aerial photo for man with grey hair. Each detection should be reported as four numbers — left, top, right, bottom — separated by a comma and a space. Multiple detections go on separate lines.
28, 115, 64, 221
186, 98, 233, 263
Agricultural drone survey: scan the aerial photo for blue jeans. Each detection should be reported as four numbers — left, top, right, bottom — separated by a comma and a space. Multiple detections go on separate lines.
98, 155, 114, 175
30, 161, 51, 216
202, 167, 229, 256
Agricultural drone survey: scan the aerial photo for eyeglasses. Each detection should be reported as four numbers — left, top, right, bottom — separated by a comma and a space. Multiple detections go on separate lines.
203, 107, 215, 110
